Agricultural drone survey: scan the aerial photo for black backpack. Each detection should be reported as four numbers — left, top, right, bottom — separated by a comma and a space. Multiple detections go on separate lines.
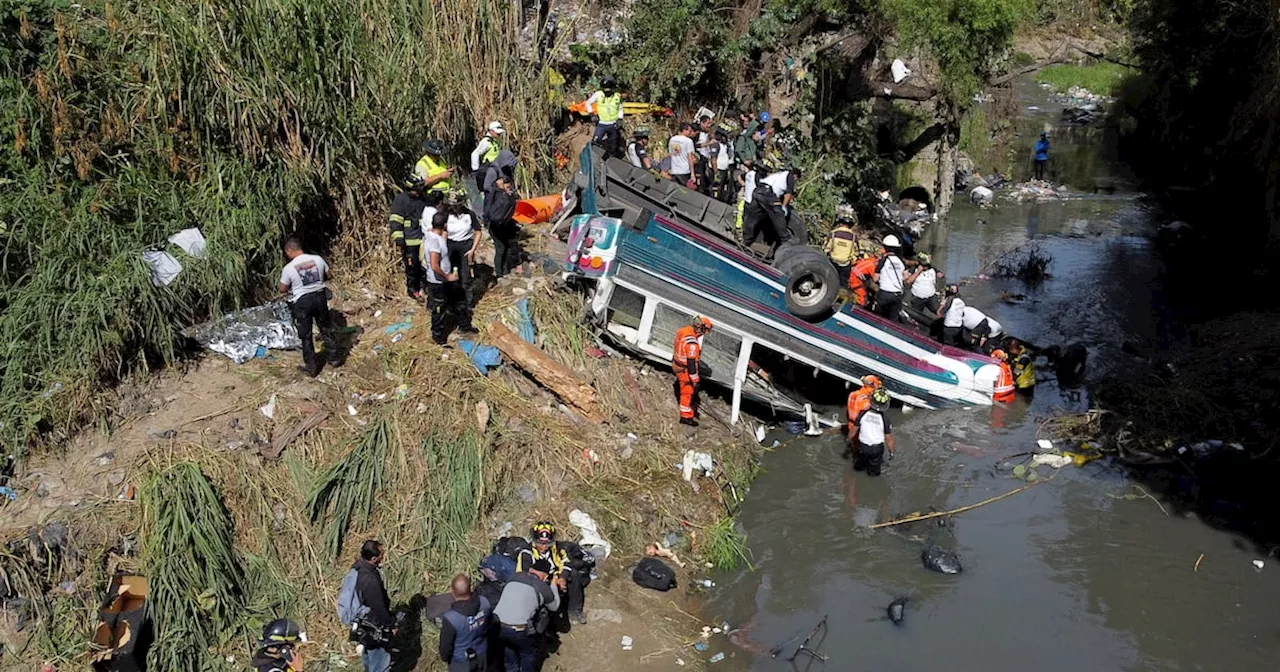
632, 558, 677, 592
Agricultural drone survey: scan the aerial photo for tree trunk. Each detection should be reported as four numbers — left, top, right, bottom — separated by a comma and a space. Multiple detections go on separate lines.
933, 102, 961, 218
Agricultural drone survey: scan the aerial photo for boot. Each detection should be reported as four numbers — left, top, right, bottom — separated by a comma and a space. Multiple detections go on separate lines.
679, 417, 698, 427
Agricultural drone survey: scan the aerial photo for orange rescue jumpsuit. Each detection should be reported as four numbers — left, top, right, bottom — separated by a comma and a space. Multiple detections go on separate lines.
846, 385, 874, 433
849, 256, 878, 306
673, 325, 702, 420
993, 361, 1016, 403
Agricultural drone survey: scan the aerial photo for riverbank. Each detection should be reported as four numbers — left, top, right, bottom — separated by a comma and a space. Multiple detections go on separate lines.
0, 232, 763, 670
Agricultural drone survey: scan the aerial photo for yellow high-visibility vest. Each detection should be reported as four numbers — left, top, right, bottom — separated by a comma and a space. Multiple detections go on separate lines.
597, 93, 622, 124
482, 137, 501, 165
414, 154, 451, 192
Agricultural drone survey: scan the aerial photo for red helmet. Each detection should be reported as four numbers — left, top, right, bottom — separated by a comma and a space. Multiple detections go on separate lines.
694, 316, 713, 332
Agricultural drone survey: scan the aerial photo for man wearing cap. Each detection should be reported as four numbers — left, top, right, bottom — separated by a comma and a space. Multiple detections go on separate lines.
585, 76, 624, 158
472, 121, 505, 174
905, 251, 941, 313
673, 316, 712, 427
872, 235, 906, 321
852, 389, 895, 476
493, 564, 559, 672
627, 128, 654, 171
515, 522, 595, 626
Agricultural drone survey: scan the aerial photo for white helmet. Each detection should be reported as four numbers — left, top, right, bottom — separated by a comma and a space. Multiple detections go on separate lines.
487, 120, 505, 135
882, 234, 901, 248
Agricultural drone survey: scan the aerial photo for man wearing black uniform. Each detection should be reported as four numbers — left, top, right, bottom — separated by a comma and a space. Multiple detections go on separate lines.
389, 174, 429, 299
743, 167, 800, 249
251, 619, 305, 672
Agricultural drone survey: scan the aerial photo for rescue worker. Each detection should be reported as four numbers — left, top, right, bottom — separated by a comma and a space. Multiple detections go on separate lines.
493, 565, 559, 672
252, 619, 305, 672
389, 174, 429, 299
824, 205, 858, 286
585, 76, 624, 158
1033, 131, 1050, 181
422, 211, 475, 345
735, 157, 758, 233
439, 574, 492, 672
672, 316, 712, 427
627, 127, 654, 171
845, 374, 882, 458
872, 235, 906, 322
937, 284, 966, 346
443, 190, 484, 309
278, 239, 339, 377
515, 522, 594, 626
848, 243, 879, 307
961, 305, 1002, 351
743, 166, 800, 250
415, 139, 455, 200
905, 252, 940, 313
1006, 339, 1036, 392
470, 121, 505, 182
991, 349, 1016, 403
852, 388, 895, 476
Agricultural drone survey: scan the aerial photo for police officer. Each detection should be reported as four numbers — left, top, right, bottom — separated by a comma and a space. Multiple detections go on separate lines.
389, 174, 429, 299
415, 138, 455, 201
515, 521, 595, 625
251, 619, 305, 672
439, 574, 492, 672
586, 76, 624, 158
627, 127, 654, 171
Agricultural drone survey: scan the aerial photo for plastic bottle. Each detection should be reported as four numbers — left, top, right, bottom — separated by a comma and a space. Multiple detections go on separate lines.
709, 652, 725, 663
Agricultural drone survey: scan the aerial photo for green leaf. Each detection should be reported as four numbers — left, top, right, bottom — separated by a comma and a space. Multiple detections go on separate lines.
1012, 464, 1026, 479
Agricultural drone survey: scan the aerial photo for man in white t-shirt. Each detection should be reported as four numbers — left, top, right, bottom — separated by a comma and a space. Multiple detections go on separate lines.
278, 238, 339, 376
421, 211, 474, 345
667, 124, 698, 188
960, 305, 999, 350
905, 251, 941, 313
742, 167, 799, 249
937, 284, 966, 346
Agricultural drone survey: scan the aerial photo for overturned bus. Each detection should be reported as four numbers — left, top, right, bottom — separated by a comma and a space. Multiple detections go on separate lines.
558, 145, 1001, 424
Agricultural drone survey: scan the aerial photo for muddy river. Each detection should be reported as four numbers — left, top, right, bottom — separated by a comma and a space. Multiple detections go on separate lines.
704, 83, 1280, 671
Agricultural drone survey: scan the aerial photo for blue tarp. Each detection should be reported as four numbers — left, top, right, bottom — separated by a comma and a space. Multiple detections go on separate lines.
459, 340, 503, 376
516, 298, 536, 344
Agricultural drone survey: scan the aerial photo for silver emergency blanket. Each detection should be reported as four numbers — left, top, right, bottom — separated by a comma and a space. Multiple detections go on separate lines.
183, 299, 300, 363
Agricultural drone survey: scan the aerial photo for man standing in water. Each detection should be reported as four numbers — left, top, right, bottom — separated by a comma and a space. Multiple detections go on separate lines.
852, 389, 895, 476
1033, 131, 1050, 181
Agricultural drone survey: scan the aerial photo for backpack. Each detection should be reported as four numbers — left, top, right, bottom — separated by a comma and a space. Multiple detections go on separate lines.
337, 568, 370, 626
632, 558, 678, 592
479, 553, 517, 585
493, 536, 530, 560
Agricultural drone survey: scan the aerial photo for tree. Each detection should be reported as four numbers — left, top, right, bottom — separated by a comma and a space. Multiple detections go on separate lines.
882, 0, 1033, 214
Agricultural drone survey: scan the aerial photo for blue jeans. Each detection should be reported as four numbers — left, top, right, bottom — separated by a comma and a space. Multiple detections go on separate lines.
362, 646, 391, 672
500, 625, 539, 672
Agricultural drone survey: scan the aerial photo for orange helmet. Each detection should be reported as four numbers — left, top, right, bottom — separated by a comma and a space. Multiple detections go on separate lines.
991, 349, 1008, 361
861, 375, 882, 388
693, 316, 713, 332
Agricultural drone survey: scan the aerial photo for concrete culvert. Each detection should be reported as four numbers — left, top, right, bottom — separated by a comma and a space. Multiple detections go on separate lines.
897, 186, 933, 212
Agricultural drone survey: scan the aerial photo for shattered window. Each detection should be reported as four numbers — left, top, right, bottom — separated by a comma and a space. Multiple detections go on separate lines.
607, 285, 645, 330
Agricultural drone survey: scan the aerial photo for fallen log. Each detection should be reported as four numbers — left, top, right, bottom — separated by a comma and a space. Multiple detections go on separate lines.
486, 321, 605, 423
264, 409, 330, 460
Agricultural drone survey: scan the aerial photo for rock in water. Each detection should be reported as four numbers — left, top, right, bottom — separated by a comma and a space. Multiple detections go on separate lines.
970, 186, 994, 206
887, 597, 907, 625
922, 544, 963, 574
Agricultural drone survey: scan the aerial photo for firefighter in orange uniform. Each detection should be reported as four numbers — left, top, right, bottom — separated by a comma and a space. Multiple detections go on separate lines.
845, 375, 882, 457
673, 316, 713, 426
849, 252, 879, 307
991, 349, 1016, 403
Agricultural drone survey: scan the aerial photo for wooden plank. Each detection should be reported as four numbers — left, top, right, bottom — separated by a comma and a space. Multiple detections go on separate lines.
486, 321, 605, 423
264, 409, 330, 460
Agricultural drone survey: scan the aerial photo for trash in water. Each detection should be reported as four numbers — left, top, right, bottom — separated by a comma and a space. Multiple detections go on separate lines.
1036, 439, 1054, 450
259, 395, 277, 420
696, 640, 709, 649
754, 425, 767, 443
701, 579, 715, 588
620, 635, 633, 650
184, 300, 301, 364
711, 627, 722, 634
1253, 560, 1265, 571
887, 597, 907, 625
1030, 453, 1072, 469
709, 652, 725, 663
922, 544, 963, 575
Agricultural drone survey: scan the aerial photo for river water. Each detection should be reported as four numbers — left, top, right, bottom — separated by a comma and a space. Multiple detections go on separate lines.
705, 83, 1280, 671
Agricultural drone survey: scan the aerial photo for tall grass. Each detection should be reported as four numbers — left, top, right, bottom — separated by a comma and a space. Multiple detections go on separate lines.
703, 516, 753, 571
0, 0, 558, 451
1036, 62, 1132, 95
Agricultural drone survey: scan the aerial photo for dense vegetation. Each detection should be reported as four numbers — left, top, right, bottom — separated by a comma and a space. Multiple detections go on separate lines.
0, 0, 557, 450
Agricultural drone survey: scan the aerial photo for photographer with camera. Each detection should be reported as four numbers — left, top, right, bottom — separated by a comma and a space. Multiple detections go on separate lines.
337, 540, 397, 672
251, 619, 305, 672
